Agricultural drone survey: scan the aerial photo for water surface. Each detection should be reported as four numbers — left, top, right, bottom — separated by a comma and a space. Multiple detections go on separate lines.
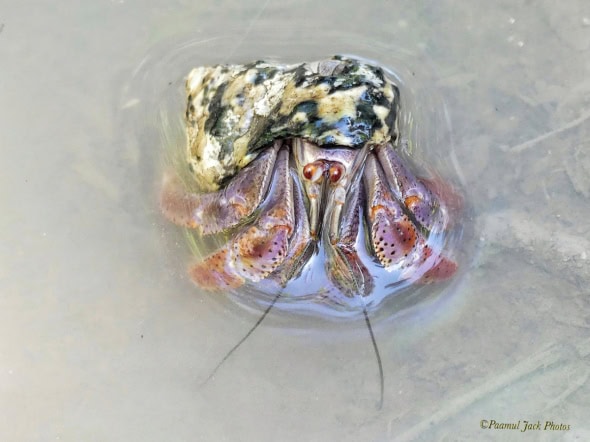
1, 1, 589, 440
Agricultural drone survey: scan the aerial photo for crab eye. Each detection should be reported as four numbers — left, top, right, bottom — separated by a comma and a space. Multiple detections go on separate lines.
302, 164, 315, 180
303, 161, 326, 183
328, 163, 345, 183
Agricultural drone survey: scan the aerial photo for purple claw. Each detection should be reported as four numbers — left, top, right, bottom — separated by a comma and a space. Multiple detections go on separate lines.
375, 144, 446, 233
231, 147, 295, 282
365, 151, 457, 282
364, 152, 428, 271
188, 147, 295, 289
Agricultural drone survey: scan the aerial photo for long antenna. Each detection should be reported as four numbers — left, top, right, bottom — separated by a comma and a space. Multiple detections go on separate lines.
201, 291, 282, 386
362, 305, 384, 410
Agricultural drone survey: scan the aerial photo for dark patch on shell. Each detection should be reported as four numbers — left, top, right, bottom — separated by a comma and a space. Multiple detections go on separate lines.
185, 56, 400, 190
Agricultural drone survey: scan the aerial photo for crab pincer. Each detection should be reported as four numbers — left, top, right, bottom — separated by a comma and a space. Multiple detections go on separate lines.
364, 152, 426, 271
231, 147, 294, 281
375, 144, 447, 234
189, 146, 295, 289
364, 150, 457, 283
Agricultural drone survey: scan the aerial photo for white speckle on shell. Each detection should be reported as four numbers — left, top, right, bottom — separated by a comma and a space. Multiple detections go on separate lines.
254, 78, 289, 116
184, 56, 400, 190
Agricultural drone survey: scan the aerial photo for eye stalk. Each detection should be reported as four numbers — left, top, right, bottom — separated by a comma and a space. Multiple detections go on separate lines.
293, 139, 366, 241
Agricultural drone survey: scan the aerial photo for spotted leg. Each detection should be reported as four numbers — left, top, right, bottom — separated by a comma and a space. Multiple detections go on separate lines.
324, 173, 374, 297
189, 147, 295, 290
364, 152, 457, 282
375, 143, 447, 234
160, 140, 281, 235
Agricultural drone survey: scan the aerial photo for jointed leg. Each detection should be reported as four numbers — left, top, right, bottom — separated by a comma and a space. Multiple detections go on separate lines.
325, 174, 374, 297
161, 141, 281, 235
189, 146, 295, 290
375, 144, 446, 233
270, 173, 316, 286
365, 150, 457, 282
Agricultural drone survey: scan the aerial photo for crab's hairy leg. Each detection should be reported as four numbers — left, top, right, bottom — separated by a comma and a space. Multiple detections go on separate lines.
271, 172, 316, 286
324, 175, 374, 297
160, 141, 281, 235
375, 144, 446, 233
231, 147, 295, 282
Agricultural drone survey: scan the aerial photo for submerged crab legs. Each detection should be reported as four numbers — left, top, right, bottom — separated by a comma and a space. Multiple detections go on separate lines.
161, 141, 457, 293
364, 145, 457, 282
162, 141, 317, 290
322, 145, 457, 294
177, 145, 301, 290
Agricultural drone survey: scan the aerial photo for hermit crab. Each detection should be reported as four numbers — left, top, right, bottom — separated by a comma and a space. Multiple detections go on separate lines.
161, 55, 458, 304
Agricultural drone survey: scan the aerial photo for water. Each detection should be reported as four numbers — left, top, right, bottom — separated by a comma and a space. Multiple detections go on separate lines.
1, 1, 589, 441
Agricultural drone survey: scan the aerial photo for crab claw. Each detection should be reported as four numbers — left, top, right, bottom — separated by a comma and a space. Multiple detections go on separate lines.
364, 152, 427, 270
365, 152, 457, 282
187, 147, 295, 290
232, 225, 290, 282
160, 141, 281, 235
232, 147, 294, 281
375, 144, 447, 233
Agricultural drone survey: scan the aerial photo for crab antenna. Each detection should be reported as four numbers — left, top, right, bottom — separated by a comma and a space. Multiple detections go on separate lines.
201, 291, 282, 386
362, 304, 384, 410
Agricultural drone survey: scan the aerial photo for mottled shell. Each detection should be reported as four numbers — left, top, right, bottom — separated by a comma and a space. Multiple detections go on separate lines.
185, 56, 400, 190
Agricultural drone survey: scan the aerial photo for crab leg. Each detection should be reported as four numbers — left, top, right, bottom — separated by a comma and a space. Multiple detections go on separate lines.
375, 144, 446, 233
188, 248, 245, 291
189, 147, 295, 290
364, 152, 428, 271
271, 172, 316, 286
232, 147, 295, 281
364, 152, 456, 282
324, 174, 374, 297
160, 140, 281, 235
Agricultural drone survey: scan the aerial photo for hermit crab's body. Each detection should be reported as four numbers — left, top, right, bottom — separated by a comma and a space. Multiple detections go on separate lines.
162, 56, 457, 301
